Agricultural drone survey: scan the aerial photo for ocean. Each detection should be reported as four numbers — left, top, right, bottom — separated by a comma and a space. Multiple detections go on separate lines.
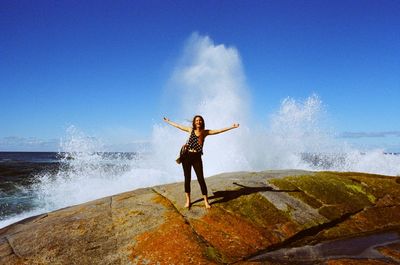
0, 151, 142, 228
1, 149, 399, 229
0, 152, 59, 222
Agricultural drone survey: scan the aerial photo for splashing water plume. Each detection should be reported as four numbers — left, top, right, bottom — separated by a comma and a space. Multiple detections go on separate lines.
34, 126, 176, 210
156, 34, 400, 176
160, 33, 251, 174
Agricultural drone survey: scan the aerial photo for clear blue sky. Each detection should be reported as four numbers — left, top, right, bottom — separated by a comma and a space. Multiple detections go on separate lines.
1, 0, 399, 151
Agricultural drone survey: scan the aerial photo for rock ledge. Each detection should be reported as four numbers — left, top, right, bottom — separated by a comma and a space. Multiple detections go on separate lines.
1, 170, 399, 264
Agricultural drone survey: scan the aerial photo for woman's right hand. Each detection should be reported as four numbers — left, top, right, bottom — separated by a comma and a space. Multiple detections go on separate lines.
163, 118, 190, 132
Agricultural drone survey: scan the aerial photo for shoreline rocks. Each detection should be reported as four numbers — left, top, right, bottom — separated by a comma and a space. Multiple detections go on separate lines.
1, 170, 399, 264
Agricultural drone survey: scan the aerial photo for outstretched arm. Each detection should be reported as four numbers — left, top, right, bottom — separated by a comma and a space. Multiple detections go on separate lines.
207, 123, 240, 135
163, 117, 191, 132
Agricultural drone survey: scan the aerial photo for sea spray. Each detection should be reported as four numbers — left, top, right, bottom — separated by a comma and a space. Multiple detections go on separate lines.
159, 34, 400, 175
19, 97, 399, 231
251, 95, 338, 170
32, 126, 178, 212
162, 33, 251, 174
1, 33, 400, 229
47, 34, 400, 203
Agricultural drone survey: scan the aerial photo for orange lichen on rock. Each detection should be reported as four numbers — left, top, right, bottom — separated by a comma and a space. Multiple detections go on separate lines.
189, 206, 282, 262
2, 170, 400, 265
130, 194, 216, 264
319, 206, 400, 241
376, 242, 400, 263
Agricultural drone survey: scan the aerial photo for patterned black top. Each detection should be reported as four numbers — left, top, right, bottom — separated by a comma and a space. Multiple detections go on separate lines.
187, 130, 203, 153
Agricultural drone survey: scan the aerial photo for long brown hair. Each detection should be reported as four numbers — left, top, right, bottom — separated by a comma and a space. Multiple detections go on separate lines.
192, 115, 205, 146
192, 115, 205, 130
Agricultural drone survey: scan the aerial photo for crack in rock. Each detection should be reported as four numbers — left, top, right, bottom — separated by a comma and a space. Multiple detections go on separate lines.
150, 188, 221, 260
245, 207, 365, 262
5, 236, 22, 259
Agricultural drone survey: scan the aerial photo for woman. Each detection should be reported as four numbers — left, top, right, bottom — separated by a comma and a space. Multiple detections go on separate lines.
163, 115, 240, 209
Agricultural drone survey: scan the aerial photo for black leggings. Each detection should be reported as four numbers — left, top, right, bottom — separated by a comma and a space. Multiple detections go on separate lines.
182, 152, 208, 195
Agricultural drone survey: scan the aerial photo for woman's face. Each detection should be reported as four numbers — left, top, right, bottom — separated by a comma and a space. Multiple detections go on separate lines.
195, 117, 203, 129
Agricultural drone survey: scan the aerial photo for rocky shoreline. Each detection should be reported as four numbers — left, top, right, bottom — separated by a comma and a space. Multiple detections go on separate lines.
1, 170, 399, 264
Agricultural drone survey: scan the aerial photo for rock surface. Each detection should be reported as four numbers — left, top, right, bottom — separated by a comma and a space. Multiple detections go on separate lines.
0, 170, 399, 264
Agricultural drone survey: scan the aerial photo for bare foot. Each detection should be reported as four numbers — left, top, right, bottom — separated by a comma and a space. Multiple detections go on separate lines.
204, 201, 211, 209
185, 193, 191, 209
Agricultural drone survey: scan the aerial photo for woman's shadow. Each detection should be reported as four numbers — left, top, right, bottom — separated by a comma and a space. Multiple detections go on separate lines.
192, 182, 300, 205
